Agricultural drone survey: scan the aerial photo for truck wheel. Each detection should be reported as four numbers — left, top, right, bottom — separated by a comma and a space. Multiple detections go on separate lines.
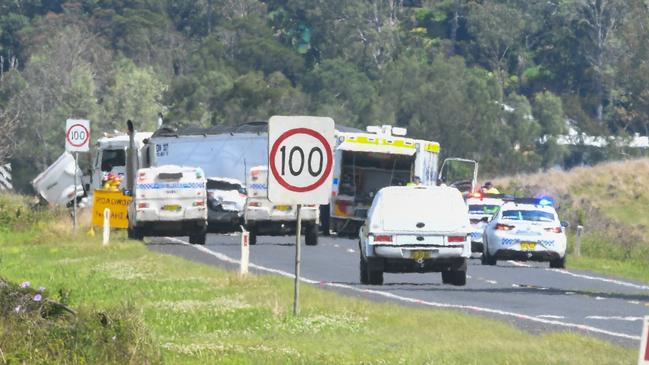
319, 204, 330, 236
360, 255, 369, 285
127, 227, 144, 240
189, 232, 206, 245
248, 229, 257, 245
305, 224, 318, 246
549, 256, 566, 269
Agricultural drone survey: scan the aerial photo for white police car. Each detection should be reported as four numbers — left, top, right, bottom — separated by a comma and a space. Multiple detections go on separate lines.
466, 192, 506, 253
482, 198, 567, 268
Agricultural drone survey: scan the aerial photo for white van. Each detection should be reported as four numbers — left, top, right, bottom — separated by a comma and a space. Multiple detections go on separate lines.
244, 166, 319, 245
359, 186, 471, 286
127, 165, 208, 244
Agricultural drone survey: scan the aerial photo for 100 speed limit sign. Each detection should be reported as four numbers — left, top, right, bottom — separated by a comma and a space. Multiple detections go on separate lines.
268, 116, 334, 205
65, 119, 90, 152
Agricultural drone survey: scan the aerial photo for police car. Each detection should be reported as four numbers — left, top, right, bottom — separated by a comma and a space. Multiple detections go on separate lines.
482, 197, 567, 268
466, 192, 506, 253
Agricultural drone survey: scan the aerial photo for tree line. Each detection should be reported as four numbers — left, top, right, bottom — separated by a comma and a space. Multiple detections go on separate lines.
0, 0, 646, 191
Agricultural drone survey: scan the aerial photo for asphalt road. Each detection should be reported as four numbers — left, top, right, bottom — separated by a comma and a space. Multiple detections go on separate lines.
147, 233, 649, 346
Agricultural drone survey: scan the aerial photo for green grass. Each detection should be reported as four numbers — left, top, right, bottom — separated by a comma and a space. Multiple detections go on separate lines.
0, 231, 636, 364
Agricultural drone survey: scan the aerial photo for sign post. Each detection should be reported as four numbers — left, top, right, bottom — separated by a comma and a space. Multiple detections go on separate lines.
65, 119, 90, 233
268, 116, 334, 315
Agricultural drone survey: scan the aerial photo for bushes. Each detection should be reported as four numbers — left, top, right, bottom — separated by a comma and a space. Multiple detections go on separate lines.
0, 278, 161, 364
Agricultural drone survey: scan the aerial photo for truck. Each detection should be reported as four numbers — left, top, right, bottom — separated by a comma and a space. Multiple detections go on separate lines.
326, 125, 443, 236
127, 164, 208, 244
244, 166, 319, 245
90, 131, 153, 191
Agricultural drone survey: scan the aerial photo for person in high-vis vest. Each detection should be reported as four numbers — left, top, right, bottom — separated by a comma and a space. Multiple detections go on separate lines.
407, 176, 422, 187
481, 181, 500, 194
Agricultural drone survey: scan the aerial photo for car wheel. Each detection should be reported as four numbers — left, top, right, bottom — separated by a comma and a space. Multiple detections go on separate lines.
305, 224, 318, 246
189, 232, 206, 245
359, 255, 370, 285
248, 229, 257, 245
367, 262, 383, 286
549, 256, 566, 269
481, 240, 497, 266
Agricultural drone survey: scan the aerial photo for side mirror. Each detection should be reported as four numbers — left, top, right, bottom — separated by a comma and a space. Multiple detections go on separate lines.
560, 220, 569, 228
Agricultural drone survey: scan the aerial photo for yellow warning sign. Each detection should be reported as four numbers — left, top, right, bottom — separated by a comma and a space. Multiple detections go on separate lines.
91, 189, 131, 229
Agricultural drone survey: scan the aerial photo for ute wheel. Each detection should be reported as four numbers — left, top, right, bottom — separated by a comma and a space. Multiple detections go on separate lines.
442, 270, 467, 286
189, 231, 206, 245
127, 227, 144, 240
549, 256, 566, 269
248, 229, 257, 245
305, 224, 318, 246
360, 255, 369, 285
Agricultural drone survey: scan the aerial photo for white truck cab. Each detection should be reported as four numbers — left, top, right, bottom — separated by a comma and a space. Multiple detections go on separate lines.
244, 165, 319, 245
91, 132, 152, 191
127, 165, 207, 244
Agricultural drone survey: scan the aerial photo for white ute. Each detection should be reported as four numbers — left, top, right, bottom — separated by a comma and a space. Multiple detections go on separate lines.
127, 165, 208, 244
359, 186, 471, 286
244, 166, 319, 245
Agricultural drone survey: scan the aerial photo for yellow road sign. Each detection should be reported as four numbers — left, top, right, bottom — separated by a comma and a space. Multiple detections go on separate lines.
91, 189, 131, 229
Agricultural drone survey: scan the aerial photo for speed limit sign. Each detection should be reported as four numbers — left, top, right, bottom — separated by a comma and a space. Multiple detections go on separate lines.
65, 119, 90, 152
268, 116, 334, 205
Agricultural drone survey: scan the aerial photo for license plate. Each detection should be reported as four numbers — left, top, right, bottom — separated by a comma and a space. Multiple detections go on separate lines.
274, 205, 291, 211
520, 242, 536, 251
410, 250, 431, 260
162, 204, 181, 212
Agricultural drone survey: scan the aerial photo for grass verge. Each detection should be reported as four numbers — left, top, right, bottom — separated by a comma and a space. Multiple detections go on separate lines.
0, 223, 635, 363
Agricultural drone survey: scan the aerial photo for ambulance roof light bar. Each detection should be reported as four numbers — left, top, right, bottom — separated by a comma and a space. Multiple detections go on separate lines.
366, 125, 408, 137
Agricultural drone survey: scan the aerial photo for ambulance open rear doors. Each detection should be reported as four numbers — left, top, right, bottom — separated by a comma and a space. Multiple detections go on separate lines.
437, 158, 479, 195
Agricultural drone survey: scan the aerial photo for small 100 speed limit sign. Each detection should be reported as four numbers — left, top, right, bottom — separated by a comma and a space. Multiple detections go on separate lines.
268, 116, 334, 205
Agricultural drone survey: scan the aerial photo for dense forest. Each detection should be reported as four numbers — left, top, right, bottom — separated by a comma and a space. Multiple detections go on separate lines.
1, 0, 648, 190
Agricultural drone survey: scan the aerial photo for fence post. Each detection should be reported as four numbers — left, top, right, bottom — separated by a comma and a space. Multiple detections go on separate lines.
573, 225, 584, 258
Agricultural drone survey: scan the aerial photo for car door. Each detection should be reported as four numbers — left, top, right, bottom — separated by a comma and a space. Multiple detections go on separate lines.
438, 158, 479, 194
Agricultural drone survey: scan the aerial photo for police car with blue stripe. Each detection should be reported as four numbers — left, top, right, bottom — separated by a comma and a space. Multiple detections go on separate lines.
482, 197, 568, 268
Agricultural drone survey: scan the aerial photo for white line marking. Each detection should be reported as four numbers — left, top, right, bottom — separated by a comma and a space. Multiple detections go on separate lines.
546, 269, 649, 291
586, 316, 644, 322
346, 248, 355, 253
169, 238, 641, 341
485, 280, 498, 285
538, 315, 565, 319
334, 244, 340, 248
629, 301, 641, 305
595, 296, 605, 300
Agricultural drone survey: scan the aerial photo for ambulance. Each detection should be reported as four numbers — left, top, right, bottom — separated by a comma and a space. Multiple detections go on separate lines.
127, 165, 208, 244
326, 125, 442, 236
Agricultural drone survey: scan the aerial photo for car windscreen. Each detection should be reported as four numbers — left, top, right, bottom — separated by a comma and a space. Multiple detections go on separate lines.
207, 180, 241, 191
468, 204, 500, 215
501, 210, 555, 222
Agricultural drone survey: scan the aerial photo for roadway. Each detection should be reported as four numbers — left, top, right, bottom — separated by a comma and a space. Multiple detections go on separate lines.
147, 233, 649, 346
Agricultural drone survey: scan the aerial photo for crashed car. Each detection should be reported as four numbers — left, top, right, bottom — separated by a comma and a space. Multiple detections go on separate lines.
206, 177, 247, 232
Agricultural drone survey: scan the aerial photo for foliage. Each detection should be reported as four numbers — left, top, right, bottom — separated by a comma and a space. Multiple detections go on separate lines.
3, 0, 649, 190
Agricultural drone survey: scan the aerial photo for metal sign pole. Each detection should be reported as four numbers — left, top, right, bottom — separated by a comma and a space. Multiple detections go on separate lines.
293, 204, 302, 316
73, 152, 78, 233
